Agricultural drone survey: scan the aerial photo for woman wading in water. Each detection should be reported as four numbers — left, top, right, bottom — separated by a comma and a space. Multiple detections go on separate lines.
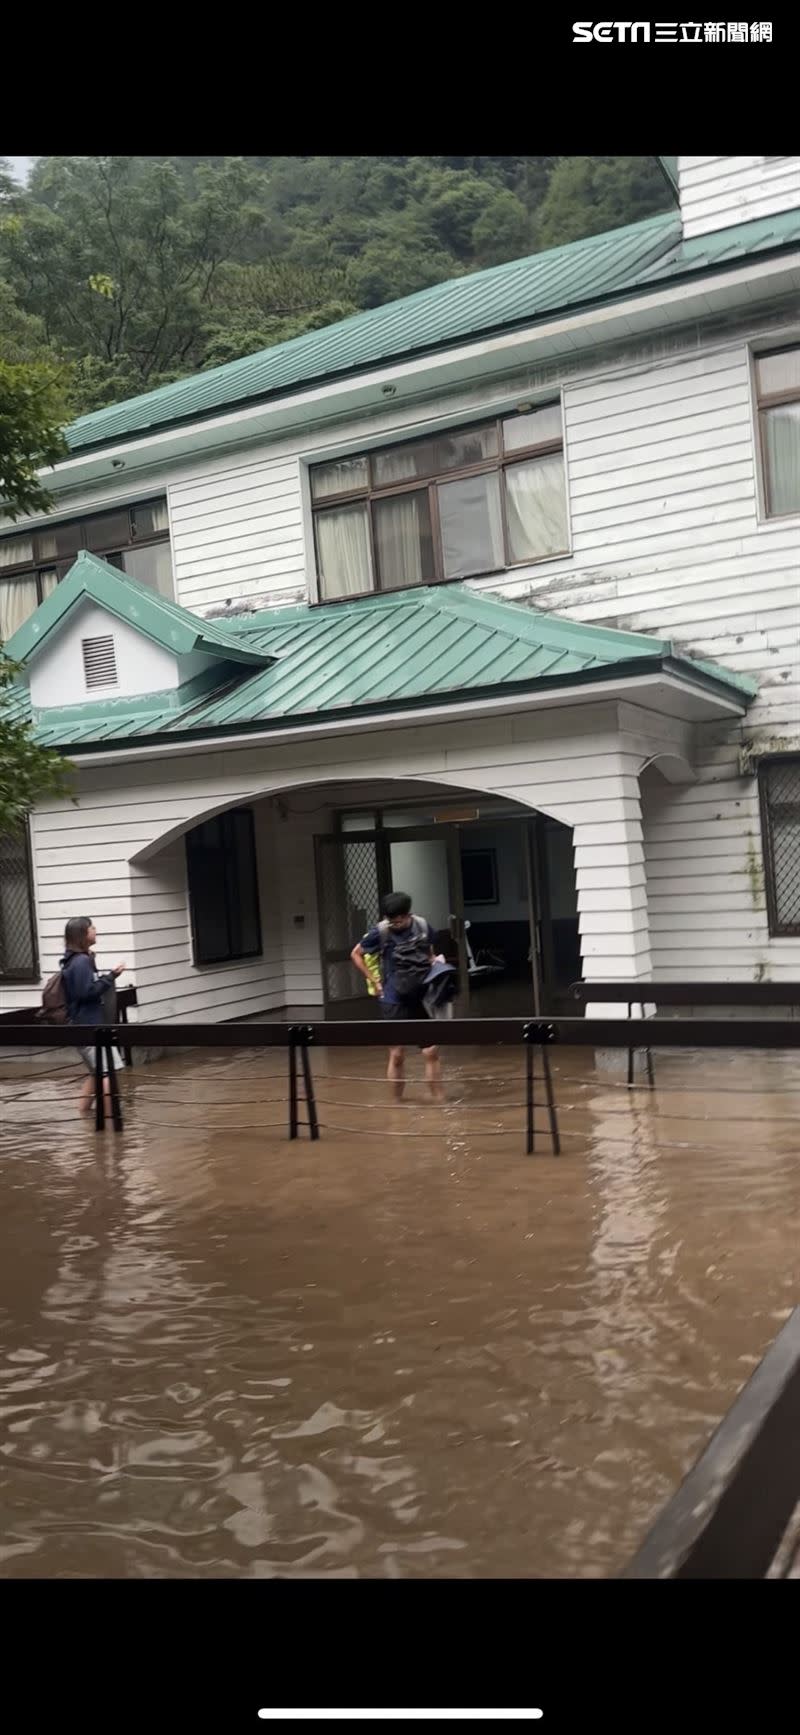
60, 917, 126, 1115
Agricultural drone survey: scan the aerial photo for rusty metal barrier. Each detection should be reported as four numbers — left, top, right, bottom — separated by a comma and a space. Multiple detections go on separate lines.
2, 1014, 800, 1149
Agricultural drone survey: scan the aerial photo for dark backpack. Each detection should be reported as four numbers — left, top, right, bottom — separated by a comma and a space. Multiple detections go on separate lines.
380, 915, 431, 1002
38, 969, 69, 1025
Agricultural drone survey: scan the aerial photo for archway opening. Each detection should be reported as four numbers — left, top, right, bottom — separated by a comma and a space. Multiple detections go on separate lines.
132, 775, 581, 1023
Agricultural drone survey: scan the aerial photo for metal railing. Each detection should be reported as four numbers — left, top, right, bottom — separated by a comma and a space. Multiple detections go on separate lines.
622, 1307, 800, 1579
2, 1012, 799, 1144
570, 979, 800, 1086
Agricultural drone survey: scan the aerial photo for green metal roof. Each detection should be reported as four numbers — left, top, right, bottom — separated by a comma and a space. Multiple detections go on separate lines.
63, 201, 800, 455
5, 550, 271, 668
5, 573, 755, 751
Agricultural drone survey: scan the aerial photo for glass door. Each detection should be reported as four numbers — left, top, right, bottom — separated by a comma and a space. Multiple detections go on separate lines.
314, 826, 467, 1014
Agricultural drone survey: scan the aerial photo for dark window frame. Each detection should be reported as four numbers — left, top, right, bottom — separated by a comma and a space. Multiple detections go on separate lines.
755, 344, 800, 520
185, 806, 263, 968
310, 408, 568, 602
0, 823, 39, 984
759, 755, 800, 937
0, 497, 172, 628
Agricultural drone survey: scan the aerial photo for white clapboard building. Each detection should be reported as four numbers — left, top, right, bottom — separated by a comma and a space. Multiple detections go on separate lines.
1, 154, 799, 1024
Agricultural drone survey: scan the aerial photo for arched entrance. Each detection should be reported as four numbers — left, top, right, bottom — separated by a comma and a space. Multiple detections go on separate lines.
128, 773, 581, 1023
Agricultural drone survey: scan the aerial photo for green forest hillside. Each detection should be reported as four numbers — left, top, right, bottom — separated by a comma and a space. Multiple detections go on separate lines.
0, 156, 673, 417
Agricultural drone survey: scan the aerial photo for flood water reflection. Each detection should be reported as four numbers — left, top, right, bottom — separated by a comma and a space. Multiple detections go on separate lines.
1, 1042, 798, 1578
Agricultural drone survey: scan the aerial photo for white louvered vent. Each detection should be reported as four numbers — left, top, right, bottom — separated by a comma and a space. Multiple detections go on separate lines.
82, 633, 118, 689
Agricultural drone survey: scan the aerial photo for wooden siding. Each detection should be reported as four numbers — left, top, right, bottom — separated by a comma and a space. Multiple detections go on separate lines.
678, 156, 800, 240
169, 454, 307, 613
9, 703, 668, 1021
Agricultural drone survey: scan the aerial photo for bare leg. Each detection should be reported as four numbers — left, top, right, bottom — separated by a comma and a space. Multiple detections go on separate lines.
79, 1074, 113, 1116
423, 1044, 443, 1102
387, 1044, 405, 1101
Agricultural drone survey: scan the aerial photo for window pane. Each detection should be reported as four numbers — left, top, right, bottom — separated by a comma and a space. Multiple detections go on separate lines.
502, 403, 562, 452
315, 503, 373, 599
121, 542, 175, 598
0, 535, 34, 569
340, 812, 377, 832
373, 491, 435, 589
132, 499, 169, 537
35, 520, 82, 562
756, 347, 800, 399
187, 818, 230, 964
311, 457, 369, 500
504, 452, 569, 561
373, 424, 497, 486
762, 403, 800, 516
772, 814, 800, 928
0, 829, 37, 980
85, 510, 132, 552
438, 471, 504, 578
224, 810, 261, 958
40, 569, 59, 602
0, 575, 38, 641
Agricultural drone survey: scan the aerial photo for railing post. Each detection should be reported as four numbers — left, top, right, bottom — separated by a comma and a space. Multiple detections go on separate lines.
522, 1022, 559, 1156
105, 1039, 124, 1132
94, 1036, 105, 1132
288, 1025, 319, 1141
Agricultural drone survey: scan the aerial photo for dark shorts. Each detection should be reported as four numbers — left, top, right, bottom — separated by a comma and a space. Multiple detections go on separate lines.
379, 997, 435, 1047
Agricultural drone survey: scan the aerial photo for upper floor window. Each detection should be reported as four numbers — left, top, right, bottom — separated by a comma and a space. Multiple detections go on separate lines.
0, 498, 172, 645
755, 346, 800, 518
759, 757, 800, 936
310, 405, 568, 601
0, 827, 38, 983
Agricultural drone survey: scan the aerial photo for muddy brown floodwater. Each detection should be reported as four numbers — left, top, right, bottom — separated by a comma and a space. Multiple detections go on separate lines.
1, 1041, 799, 1578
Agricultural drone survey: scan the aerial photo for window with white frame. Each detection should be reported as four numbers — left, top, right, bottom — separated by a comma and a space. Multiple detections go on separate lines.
310, 405, 569, 601
755, 346, 800, 518
0, 498, 173, 644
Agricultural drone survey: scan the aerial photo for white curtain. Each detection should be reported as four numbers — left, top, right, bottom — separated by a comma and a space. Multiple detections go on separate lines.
439, 472, 504, 578
0, 535, 34, 568
373, 448, 420, 486
764, 404, 800, 516
0, 576, 39, 643
373, 494, 426, 588
315, 504, 373, 598
505, 453, 568, 561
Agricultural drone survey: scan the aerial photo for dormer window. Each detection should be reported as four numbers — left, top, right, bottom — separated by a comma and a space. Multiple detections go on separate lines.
82, 634, 118, 690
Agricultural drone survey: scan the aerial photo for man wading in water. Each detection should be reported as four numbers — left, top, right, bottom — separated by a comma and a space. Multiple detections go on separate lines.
351, 891, 444, 1101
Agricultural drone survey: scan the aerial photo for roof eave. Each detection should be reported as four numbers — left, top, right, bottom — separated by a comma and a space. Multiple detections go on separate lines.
46, 655, 753, 757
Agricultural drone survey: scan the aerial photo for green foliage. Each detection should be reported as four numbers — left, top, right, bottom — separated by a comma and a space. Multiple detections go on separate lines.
0, 650, 73, 834
535, 156, 669, 249
0, 156, 673, 416
0, 356, 70, 519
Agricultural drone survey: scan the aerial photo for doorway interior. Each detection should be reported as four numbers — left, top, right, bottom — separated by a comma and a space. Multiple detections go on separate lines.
314, 796, 581, 1017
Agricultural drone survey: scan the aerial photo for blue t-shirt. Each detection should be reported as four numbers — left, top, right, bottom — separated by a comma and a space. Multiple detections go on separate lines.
360, 916, 434, 1006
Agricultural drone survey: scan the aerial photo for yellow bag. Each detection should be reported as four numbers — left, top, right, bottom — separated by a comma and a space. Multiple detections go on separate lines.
363, 950, 382, 997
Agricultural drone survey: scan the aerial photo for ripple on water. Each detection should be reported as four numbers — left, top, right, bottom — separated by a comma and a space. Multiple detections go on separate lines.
1, 1043, 799, 1576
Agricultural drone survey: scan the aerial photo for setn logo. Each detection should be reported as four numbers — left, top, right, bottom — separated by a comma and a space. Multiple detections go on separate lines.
573, 21, 651, 40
